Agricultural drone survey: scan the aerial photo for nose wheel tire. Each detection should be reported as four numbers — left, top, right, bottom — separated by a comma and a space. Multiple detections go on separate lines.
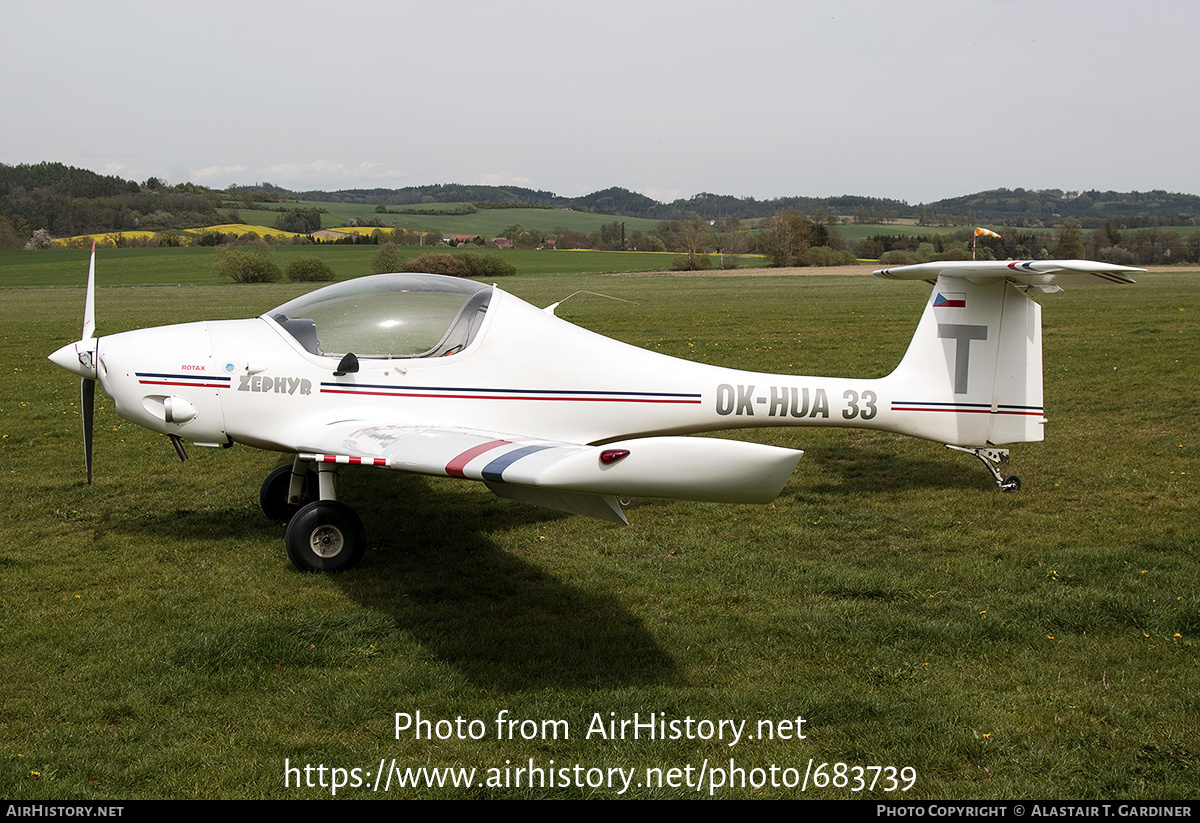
260, 465, 317, 523
284, 500, 365, 572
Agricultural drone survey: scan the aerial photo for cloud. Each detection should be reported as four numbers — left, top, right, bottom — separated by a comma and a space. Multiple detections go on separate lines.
188, 161, 413, 191
640, 187, 687, 204
191, 165, 251, 186
474, 171, 538, 189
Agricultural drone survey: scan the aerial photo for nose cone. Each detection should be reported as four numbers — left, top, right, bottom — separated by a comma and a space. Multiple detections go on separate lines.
49, 338, 98, 379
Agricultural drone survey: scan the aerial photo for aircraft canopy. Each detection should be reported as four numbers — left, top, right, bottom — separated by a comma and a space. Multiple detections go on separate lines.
267, 274, 493, 359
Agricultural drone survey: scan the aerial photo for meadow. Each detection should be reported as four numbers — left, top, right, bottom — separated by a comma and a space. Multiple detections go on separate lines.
0, 245, 747, 289
233, 199, 972, 244
1, 248, 1196, 799
238, 202, 667, 239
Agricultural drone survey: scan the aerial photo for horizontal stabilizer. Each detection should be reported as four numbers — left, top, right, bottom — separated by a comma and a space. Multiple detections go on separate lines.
875, 259, 1141, 287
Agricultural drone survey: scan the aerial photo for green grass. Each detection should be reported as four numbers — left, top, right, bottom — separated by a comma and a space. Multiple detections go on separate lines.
1, 263, 1197, 799
834, 223, 969, 243
0, 247, 766, 290
236, 202, 666, 238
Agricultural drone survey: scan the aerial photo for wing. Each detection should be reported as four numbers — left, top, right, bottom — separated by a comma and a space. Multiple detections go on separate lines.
293, 422, 804, 525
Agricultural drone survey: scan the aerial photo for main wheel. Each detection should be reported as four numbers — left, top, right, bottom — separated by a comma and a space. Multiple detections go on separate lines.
285, 501, 366, 572
1000, 474, 1022, 493
260, 465, 316, 523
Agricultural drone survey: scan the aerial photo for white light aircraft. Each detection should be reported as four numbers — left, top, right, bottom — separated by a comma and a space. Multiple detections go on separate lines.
49, 248, 1140, 571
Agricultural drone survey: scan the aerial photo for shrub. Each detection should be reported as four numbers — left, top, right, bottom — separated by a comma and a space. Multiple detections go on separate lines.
671, 254, 713, 271
405, 252, 516, 278
215, 247, 281, 283
458, 252, 516, 277
805, 246, 858, 267
370, 243, 405, 274
404, 253, 471, 276
25, 228, 54, 250
285, 257, 336, 282
877, 249, 919, 266
853, 237, 885, 260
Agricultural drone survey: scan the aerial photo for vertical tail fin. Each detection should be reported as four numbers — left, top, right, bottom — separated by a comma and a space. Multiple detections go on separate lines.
883, 274, 1043, 446
875, 260, 1140, 447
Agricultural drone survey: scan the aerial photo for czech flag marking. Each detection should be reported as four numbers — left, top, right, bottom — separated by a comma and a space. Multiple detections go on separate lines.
934, 292, 966, 309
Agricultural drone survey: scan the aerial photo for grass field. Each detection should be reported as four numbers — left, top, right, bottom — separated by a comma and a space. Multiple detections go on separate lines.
0, 246, 766, 289
235, 202, 667, 238
234, 199, 974, 243
1, 252, 1197, 799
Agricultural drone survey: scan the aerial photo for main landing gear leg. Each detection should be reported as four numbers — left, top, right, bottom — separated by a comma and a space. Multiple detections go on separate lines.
945, 445, 1021, 493
264, 457, 366, 573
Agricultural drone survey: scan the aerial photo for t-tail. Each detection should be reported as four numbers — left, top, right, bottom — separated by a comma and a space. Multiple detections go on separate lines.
873, 260, 1141, 490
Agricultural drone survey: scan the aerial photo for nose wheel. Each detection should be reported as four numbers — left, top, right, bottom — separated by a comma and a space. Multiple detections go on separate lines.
259, 464, 317, 523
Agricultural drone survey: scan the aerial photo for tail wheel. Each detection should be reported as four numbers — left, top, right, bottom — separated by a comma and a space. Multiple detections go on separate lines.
284, 500, 365, 572
945, 445, 1022, 493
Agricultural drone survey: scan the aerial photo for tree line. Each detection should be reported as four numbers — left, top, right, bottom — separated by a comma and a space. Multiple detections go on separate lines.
0, 162, 221, 246
8, 162, 1200, 262
861, 220, 1200, 267
491, 212, 855, 269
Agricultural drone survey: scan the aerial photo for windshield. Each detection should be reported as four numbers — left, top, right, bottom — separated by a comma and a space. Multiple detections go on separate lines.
267, 274, 492, 359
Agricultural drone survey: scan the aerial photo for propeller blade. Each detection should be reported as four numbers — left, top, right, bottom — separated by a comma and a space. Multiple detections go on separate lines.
83, 240, 96, 340
82, 377, 95, 485
48, 243, 101, 483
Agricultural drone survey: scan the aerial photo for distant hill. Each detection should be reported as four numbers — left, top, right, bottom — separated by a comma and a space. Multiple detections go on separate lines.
4, 160, 1200, 251
291, 182, 563, 208
920, 188, 1200, 227
250, 182, 920, 223
252, 181, 1200, 226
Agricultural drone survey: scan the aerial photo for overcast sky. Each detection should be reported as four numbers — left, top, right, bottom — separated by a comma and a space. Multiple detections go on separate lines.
5, 0, 1196, 204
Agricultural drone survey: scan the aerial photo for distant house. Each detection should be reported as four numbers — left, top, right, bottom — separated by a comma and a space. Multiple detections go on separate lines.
449, 234, 483, 246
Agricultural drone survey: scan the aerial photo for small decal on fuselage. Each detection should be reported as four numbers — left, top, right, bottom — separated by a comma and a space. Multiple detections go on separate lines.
237, 374, 312, 395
